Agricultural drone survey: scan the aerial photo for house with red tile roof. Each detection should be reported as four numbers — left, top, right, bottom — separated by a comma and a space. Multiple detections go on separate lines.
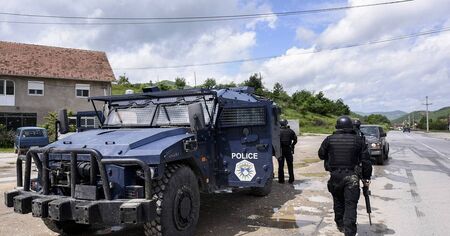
0, 41, 115, 129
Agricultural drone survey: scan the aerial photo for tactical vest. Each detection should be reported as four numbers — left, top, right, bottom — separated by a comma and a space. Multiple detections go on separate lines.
328, 133, 360, 169
280, 128, 293, 146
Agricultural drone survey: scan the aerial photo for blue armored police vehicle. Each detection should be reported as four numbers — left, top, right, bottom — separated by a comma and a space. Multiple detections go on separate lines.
5, 87, 281, 236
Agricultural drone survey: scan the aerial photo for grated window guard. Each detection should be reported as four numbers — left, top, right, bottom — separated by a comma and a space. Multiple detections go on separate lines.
219, 107, 266, 127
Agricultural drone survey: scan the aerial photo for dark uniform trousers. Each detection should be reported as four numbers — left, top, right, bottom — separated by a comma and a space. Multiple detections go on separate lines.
278, 144, 294, 183
327, 170, 360, 236
319, 129, 372, 236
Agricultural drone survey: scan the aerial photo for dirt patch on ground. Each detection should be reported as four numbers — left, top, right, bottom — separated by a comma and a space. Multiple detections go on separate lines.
300, 172, 328, 178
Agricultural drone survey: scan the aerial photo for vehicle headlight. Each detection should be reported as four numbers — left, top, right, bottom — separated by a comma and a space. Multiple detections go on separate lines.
371, 143, 381, 148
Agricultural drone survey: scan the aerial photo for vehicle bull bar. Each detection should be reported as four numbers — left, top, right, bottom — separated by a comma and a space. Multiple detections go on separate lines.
16, 147, 154, 200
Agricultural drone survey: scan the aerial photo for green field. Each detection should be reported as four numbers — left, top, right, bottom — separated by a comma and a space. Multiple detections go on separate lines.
0, 148, 14, 153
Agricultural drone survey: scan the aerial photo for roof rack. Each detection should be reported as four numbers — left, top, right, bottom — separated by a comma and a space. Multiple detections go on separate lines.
89, 88, 216, 102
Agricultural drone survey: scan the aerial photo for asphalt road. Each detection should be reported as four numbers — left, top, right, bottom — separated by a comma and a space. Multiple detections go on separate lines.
361, 131, 450, 235
0, 131, 449, 235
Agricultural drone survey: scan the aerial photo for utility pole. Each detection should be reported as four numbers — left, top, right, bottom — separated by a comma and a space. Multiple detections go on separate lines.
423, 96, 432, 132
194, 72, 197, 87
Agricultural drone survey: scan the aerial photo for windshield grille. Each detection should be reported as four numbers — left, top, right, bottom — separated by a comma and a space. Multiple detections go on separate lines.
156, 100, 214, 126
106, 106, 156, 126
105, 97, 215, 127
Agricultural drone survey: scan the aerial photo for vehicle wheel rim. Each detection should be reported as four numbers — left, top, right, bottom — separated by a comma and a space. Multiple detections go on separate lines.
173, 186, 194, 230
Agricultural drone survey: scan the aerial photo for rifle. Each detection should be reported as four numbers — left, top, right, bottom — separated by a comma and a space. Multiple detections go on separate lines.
362, 182, 372, 225
356, 166, 372, 225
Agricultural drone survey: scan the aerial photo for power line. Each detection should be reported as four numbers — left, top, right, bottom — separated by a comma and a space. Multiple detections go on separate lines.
0, 0, 413, 25
113, 26, 450, 70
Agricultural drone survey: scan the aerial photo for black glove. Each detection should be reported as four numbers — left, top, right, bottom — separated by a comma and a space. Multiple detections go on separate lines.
291, 145, 295, 154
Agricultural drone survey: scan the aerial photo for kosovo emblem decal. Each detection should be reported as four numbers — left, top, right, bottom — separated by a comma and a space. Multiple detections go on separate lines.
235, 160, 256, 182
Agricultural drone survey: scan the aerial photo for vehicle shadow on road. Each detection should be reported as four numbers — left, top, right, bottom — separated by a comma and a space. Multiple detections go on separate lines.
59, 181, 301, 236
195, 181, 301, 236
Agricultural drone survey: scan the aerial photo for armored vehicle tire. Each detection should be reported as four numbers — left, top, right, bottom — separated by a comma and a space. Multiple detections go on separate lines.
42, 219, 91, 235
144, 164, 200, 236
249, 176, 273, 197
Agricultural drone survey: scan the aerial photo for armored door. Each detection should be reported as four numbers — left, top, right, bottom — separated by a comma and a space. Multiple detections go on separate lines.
216, 104, 274, 188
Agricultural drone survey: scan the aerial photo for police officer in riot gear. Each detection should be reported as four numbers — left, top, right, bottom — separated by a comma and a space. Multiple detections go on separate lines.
353, 119, 367, 141
318, 116, 372, 235
353, 119, 363, 137
278, 119, 297, 184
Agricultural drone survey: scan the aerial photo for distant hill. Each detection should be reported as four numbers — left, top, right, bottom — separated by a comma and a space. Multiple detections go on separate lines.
392, 106, 450, 124
354, 110, 407, 120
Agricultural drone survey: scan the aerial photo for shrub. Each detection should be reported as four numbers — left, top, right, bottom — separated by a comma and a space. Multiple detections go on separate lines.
0, 124, 14, 148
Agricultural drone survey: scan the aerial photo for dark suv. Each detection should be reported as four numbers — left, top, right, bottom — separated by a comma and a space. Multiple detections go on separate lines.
360, 125, 389, 165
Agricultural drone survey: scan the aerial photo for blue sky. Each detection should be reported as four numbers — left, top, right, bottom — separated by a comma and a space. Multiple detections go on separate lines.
1, 0, 449, 112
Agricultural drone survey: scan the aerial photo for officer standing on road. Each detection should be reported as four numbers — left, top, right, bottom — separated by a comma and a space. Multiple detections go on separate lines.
278, 119, 297, 184
353, 119, 364, 138
318, 116, 372, 236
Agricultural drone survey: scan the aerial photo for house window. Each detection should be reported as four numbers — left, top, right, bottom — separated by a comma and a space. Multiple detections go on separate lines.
80, 117, 96, 129
0, 79, 15, 95
0, 79, 4, 95
0, 113, 37, 130
6, 80, 14, 95
28, 81, 44, 96
0, 79, 15, 106
76, 84, 90, 98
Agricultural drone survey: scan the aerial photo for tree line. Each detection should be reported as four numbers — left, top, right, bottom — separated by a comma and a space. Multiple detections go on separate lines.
116, 73, 351, 117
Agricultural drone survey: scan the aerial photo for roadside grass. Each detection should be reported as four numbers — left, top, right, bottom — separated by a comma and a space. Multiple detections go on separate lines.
283, 109, 336, 134
0, 148, 14, 153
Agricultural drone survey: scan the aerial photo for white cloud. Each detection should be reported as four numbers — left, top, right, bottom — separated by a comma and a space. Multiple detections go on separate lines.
1, 0, 449, 113
295, 27, 317, 46
318, 0, 450, 48
248, 0, 450, 112
109, 28, 256, 85
259, 32, 450, 112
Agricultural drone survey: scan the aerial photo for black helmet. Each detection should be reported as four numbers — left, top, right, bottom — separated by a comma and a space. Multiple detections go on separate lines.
280, 119, 288, 127
353, 119, 361, 129
335, 116, 353, 129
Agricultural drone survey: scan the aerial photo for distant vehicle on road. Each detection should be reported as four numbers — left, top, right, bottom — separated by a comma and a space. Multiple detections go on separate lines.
360, 125, 389, 165
14, 127, 49, 155
403, 126, 411, 133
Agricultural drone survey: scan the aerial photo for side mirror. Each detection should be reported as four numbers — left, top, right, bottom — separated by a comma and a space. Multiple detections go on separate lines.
188, 103, 206, 132
381, 133, 387, 137
58, 109, 69, 134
